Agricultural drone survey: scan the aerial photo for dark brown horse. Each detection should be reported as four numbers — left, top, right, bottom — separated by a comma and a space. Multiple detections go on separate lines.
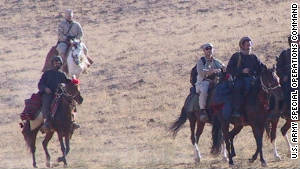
21, 81, 83, 168
211, 67, 283, 167
169, 72, 228, 163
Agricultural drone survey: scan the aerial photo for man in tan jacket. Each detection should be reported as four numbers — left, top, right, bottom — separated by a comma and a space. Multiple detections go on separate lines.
195, 43, 225, 122
56, 9, 93, 72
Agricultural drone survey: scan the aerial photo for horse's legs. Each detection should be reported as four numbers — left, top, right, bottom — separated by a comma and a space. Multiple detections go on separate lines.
270, 119, 281, 160
221, 141, 228, 162
189, 116, 200, 163
42, 131, 54, 168
57, 133, 68, 167
249, 126, 259, 163
249, 126, 266, 167
222, 123, 233, 166
228, 124, 243, 157
195, 120, 205, 159
31, 129, 39, 168
272, 139, 281, 161
281, 119, 292, 157
65, 135, 70, 156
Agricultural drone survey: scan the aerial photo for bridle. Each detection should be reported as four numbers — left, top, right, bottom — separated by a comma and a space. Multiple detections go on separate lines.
56, 84, 80, 101
260, 73, 281, 94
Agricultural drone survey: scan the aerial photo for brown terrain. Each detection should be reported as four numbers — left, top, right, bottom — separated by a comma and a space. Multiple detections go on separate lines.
0, 0, 299, 168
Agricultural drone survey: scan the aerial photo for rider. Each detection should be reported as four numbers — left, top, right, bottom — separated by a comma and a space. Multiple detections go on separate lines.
276, 35, 300, 115
39, 56, 80, 132
226, 37, 266, 118
195, 43, 225, 122
56, 9, 92, 73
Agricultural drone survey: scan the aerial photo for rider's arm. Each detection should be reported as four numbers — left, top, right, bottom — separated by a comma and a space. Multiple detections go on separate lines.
38, 72, 48, 93
254, 55, 267, 76
196, 59, 210, 79
58, 21, 68, 42
74, 22, 83, 40
226, 53, 238, 77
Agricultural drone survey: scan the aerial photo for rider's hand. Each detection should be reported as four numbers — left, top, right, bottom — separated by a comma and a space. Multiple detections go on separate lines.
214, 69, 221, 73
45, 88, 52, 94
242, 68, 250, 73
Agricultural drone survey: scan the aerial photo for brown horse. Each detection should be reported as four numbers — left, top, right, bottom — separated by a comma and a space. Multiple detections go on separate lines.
169, 72, 228, 163
21, 81, 83, 168
211, 67, 283, 167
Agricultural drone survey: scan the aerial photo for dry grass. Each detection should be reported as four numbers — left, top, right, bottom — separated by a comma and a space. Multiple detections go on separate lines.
0, 0, 299, 168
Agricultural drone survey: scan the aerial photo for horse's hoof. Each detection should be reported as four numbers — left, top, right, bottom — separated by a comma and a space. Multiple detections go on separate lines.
64, 164, 68, 168
33, 164, 38, 168
261, 162, 267, 167
194, 157, 200, 164
222, 157, 229, 162
274, 155, 281, 161
248, 158, 255, 163
57, 157, 64, 162
46, 161, 50, 168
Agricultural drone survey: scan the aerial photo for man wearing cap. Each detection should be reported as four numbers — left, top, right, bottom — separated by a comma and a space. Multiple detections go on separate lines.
38, 56, 80, 132
195, 43, 225, 122
226, 37, 266, 118
276, 35, 300, 117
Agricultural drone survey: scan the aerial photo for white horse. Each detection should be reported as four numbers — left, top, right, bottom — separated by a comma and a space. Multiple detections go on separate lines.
67, 40, 91, 78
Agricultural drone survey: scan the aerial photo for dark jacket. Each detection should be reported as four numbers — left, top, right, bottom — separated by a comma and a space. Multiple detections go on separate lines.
226, 52, 265, 78
38, 69, 68, 93
276, 48, 300, 84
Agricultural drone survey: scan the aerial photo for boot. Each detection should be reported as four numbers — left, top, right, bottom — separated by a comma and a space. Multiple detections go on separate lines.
199, 109, 209, 122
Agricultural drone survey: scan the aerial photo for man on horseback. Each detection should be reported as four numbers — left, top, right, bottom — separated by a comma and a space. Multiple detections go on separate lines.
195, 43, 225, 122
276, 35, 300, 117
226, 37, 266, 119
56, 9, 92, 73
39, 56, 80, 133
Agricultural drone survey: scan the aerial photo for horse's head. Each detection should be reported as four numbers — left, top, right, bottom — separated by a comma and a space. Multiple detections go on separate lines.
57, 80, 83, 105
70, 40, 84, 65
260, 66, 282, 96
260, 66, 284, 114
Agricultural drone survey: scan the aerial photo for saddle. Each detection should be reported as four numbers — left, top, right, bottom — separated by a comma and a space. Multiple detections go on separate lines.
20, 92, 42, 121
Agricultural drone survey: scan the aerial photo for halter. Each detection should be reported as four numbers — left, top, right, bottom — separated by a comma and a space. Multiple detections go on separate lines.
260, 75, 281, 94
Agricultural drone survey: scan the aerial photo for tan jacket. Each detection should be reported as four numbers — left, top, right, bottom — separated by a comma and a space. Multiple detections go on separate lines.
196, 57, 225, 82
58, 19, 83, 42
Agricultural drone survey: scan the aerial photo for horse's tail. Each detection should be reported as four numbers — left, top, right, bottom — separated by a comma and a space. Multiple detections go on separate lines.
211, 116, 222, 155
169, 106, 188, 138
21, 121, 38, 153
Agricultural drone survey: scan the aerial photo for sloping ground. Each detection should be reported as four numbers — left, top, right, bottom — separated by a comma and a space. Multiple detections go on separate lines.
0, 0, 298, 168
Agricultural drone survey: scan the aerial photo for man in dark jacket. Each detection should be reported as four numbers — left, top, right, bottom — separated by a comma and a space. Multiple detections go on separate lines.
226, 37, 266, 118
276, 35, 300, 112
39, 56, 70, 132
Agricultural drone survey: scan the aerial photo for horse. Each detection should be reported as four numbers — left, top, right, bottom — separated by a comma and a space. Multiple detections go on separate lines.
67, 40, 91, 78
42, 40, 91, 78
169, 72, 228, 163
211, 66, 283, 167
21, 80, 83, 168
